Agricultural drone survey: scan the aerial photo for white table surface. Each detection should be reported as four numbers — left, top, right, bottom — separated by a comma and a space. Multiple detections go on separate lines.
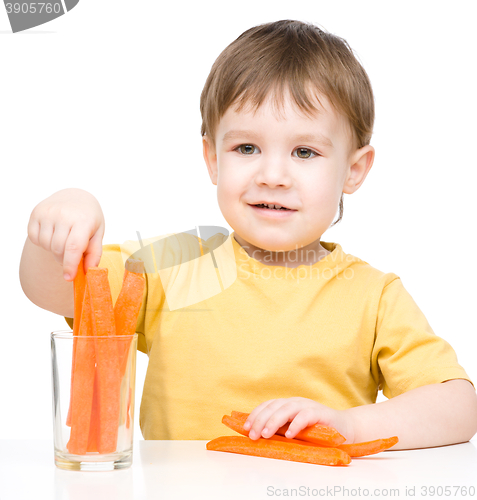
0, 440, 476, 500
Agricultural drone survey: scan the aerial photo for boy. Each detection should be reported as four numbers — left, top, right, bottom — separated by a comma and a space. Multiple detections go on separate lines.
20, 20, 477, 449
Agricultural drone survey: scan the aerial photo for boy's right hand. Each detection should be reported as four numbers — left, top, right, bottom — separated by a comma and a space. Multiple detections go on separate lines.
27, 188, 105, 281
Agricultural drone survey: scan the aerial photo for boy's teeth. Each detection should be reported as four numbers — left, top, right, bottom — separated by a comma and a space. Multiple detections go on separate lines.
256, 203, 290, 210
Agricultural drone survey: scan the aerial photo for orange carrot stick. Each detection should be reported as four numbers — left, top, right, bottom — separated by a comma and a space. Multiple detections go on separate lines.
87, 268, 120, 454
222, 414, 319, 447
231, 411, 346, 447
73, 257, 86, 335
66, 257, 86, 427
226, 413, 398, 457
86, 367, 100, 453
337, 437, 399, 457
207, 436, 351, 466
268, 434, 321, 447
113, 259, 145, 377
222, 414, 249, 437
66, 281, 96, 455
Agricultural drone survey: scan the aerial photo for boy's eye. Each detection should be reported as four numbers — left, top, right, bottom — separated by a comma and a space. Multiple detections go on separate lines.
294, 148, 318, 159
234, 144, 319, 158
236, 144, 258, 155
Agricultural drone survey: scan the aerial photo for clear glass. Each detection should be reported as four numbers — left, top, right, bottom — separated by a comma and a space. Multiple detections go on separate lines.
51, 330, 137, 471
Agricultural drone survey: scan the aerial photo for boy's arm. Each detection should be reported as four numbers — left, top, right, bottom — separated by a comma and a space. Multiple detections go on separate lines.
19, 188, 105, 317
20, 236, 75, 317
245, 380, 477, 449
246, 278, 477, 448
345, 379, 477, 450
352, 276, 477, 449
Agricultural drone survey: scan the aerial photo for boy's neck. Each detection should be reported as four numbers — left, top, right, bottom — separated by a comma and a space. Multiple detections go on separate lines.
233, 233, 330, 268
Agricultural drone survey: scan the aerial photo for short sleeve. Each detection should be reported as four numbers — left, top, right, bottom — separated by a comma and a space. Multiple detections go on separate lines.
63, 244, 148, 355
371, 277, 474, 398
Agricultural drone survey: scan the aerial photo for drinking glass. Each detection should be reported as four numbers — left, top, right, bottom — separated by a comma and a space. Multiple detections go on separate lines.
51, 330, 137, 471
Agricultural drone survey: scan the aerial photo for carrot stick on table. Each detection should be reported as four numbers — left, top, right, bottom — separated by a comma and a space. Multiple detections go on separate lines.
231, 411, 346, 447
66, 257, 86, 427
207, 436, 351, 466
87, 267, 120, 454
66, 281, 96, 455
223, 414, 398, 457
222, 414, 249, 437
113, 259, 145, 377
222, 415, 317, 447
337, 437, 399, 457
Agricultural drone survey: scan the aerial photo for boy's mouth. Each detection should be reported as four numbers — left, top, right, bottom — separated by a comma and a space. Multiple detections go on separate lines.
248, 203, 297, 218
249, 202, 296, 211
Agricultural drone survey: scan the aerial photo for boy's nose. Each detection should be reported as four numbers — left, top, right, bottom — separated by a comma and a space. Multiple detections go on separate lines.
254, 156, 293, 188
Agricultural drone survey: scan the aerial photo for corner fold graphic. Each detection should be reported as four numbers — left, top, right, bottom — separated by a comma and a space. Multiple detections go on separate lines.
63, 0, 79, 11
3, 0, 79, 33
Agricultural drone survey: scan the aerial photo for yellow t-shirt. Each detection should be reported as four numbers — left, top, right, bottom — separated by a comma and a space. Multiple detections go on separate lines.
65, 230, 474, 440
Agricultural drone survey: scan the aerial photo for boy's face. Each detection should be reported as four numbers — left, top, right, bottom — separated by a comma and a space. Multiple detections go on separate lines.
203, 90, 374, 257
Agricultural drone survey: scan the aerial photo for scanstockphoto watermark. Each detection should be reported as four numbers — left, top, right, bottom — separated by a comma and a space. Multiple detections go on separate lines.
237, 263, 355, 281
266, 485, 476, 497
128, 226, 356, 282
267, 485, 400, 497
124, 227, 354, 310
235, 241, 356, 281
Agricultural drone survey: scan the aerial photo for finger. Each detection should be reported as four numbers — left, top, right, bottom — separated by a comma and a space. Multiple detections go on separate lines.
260, 403, 303, 438
248, 399, 288, 440
285, 408, 321, 438
37, 220, 54, 253
50, 223, 72, 266
83, 225, 104, 272
62, 225, 89, 281
27, 214, 40, 246
244, 400, 276, 432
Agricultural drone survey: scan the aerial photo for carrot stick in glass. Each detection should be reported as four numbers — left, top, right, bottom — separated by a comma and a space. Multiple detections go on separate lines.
66, 257, 86, 427
87, 267, 120, 454
86, 367, 100, 453
66, 281, 95, 455
114, 259, 145, 377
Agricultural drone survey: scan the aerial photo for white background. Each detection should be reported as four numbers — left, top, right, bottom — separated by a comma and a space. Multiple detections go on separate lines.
1, 1, 476, 440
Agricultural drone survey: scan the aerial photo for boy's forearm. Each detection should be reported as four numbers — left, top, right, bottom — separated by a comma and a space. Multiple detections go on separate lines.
19, 236, 74, 317
345, 379, 477, 450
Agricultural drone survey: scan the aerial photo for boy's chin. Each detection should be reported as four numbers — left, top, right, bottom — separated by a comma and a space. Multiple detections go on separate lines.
237, 232, 308, 253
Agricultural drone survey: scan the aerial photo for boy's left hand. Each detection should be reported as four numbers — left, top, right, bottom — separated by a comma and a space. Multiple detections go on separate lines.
244, 397, 356, 444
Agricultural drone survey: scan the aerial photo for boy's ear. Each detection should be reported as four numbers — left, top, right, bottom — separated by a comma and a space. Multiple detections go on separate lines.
202, 135, 218, 186
342, 145, 375, 195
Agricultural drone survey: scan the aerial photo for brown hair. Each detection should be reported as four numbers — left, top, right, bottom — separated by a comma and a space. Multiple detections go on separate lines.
200, 19, 375, 226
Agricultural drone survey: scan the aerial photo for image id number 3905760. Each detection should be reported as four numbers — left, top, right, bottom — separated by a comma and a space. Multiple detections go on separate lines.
420, 485, 475, 496
5, 3, 61, 14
